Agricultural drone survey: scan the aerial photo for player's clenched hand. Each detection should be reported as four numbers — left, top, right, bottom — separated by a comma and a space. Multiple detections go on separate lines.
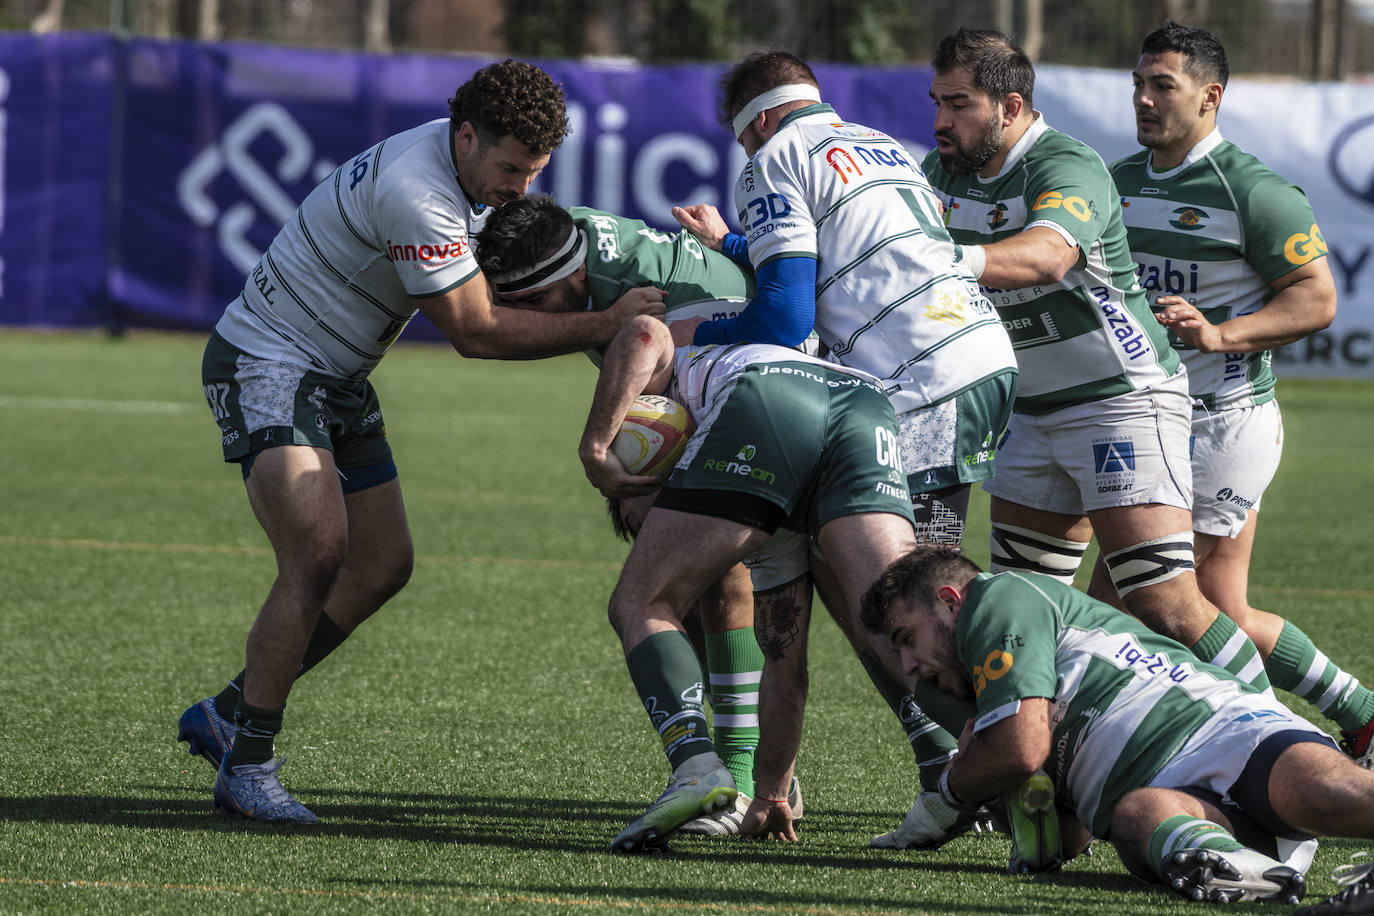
1154, 294, 1224, 352
608, 287, 667, 324
672, 204, 730, 251
579, 443, 664, 499
739, 798, 797, 842
669, 316, 705, 348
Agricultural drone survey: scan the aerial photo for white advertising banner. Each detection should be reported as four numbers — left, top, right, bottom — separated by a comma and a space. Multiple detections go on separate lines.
1034, 64, 1374, 377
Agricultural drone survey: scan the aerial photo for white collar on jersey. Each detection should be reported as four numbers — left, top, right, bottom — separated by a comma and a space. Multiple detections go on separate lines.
1147, 127, 1225, 180
490, 227, 588, 295
732, 83, 823, 140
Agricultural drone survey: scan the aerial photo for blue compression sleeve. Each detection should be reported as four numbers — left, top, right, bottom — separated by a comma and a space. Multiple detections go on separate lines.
720, 233, 751, 267
693, 256, 817, 347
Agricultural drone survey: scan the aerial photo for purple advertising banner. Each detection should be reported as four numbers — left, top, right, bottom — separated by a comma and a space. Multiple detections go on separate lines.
0, 33, 111, 328
1, 35, 935, 339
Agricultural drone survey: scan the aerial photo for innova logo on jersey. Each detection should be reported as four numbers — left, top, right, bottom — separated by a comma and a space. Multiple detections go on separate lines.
1327, 113, 1374, 209
1168, 206, 1208, 231
986, 203, 1008, 230
386, 238, 469, 263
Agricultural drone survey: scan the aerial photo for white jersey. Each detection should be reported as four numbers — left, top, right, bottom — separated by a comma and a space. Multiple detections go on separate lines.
670, 342, 881, 421
215, 119, 487, 379
737, 105, 1016, 415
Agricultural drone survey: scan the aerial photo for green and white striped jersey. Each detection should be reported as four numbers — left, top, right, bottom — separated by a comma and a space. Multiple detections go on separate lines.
738, 104, 1016, 415
958, 571, 1259, 838
1110, 131, 1328, 410
923, 117, 1178, 414
570, 206, 754, 321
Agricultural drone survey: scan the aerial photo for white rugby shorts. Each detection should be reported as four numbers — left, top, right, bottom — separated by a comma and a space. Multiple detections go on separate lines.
983, 371, 1193, 515
1189, 399, 1283, 539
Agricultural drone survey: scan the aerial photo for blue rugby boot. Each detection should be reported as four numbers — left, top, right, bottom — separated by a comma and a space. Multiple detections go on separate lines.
177, 698, 236, 769
213, 755, 317, 824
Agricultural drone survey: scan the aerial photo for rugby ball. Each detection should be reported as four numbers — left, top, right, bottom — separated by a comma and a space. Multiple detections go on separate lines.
612, 395, 695, 476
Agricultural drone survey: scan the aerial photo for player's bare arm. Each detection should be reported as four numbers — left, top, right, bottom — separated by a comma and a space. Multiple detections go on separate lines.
578, 315, 677, 498
976, 225, 1081, 290
417, 273, 665, 360
944, 697, 1052, 808
672, 203, 730, 251
1155, 257, 1337, 353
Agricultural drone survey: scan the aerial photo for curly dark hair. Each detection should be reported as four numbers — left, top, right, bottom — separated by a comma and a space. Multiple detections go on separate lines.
1141, 20, 1229, 89
448, 60, 570, 156
933, 28, 1035, 109
474, 193, 574, 277
717, 50, 820, 129
858, 545, 981, 635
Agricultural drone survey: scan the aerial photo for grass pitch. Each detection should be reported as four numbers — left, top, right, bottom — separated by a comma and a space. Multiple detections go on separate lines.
1, 328, 1371, 914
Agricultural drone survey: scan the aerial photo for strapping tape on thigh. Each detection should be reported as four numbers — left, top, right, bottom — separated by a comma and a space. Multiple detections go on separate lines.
1103, 531, 1195, 596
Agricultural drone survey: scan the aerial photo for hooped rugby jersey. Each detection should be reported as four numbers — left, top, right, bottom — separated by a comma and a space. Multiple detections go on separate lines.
923, 117, 1179, 415
957, 571, 1260, 838
738, 104, 1016, 416
571, 207, 754, 322
215, 119, 486, 379
1111, 131, 1327, 411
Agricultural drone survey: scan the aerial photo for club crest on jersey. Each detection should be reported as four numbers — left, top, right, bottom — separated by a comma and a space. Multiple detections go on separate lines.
1168, 206, 1208, 231
986, 203, 1008, 230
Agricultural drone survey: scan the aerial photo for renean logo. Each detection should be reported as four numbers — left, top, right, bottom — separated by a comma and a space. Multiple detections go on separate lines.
704, 458, 775, 484
1093, 441, 1136, 473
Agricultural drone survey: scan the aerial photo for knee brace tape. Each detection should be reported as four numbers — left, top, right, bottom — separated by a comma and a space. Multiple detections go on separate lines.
1103, 531, 1195, 597
989, 524, 1089, 584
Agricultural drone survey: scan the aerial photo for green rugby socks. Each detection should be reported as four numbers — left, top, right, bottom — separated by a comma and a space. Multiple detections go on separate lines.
704, 627, 763, 798
1191, 613, 1272, 691
1268, 620, 1374, 732
626, 630, 714, 770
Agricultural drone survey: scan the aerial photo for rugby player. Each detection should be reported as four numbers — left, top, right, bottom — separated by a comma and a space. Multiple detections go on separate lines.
175, 61, 662, 822
1106, 22, 1372, 766
584, 314, 918, 852
671, 50, 1018, 849
923, 29, 1273, 707
861, 545, 1374, 909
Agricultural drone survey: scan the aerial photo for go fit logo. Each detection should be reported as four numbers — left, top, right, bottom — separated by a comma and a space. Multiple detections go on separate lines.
386, 238, 470, 264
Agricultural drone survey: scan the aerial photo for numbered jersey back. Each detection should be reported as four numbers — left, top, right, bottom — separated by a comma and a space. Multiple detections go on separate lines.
736, 105, 1015, 413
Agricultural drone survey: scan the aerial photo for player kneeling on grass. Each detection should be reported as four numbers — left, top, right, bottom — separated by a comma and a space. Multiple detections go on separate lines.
582, 314, 921, 852
860, 545, 1374, 908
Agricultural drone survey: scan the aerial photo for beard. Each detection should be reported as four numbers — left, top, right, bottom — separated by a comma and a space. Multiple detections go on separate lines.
937, 113, 1004, 176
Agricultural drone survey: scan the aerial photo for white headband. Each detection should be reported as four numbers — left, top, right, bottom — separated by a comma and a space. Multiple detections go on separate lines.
490, 227, 588, 295
732, 83, 822, 139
